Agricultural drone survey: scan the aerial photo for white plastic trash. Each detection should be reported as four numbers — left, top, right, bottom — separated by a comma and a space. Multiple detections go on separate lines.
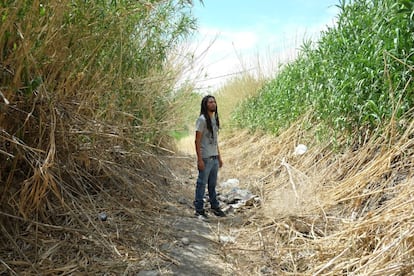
220, 178, 240, 190
294, 144, 307, 155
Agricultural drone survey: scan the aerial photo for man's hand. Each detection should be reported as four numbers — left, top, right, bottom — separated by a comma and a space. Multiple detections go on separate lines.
197, 159, 205, 171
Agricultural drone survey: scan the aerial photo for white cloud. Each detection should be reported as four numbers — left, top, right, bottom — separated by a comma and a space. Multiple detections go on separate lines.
182, 9, 338, 93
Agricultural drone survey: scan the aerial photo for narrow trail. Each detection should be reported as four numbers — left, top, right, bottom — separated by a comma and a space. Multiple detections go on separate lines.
155, 136, 252, 275
161, 200, 240, 275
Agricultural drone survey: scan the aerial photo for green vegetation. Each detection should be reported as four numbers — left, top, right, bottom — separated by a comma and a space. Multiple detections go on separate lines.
0, 0, 197, 209
233, 0, 414, 141
0, 0, 196, 146
215, 74, 266, 128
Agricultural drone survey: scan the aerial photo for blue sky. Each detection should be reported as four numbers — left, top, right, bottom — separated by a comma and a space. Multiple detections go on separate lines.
194, 1, 338, 31
187, 0, 340, 91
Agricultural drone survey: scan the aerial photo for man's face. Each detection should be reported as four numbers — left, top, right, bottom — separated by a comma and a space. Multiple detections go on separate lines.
207, 97, 217, 112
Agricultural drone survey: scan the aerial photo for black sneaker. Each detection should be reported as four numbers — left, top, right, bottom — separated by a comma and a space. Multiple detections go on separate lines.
195, 210, 208, 220
212, 207, 226, 217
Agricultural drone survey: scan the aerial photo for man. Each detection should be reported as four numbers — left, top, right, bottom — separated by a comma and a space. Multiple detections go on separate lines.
194, 95, 226, 219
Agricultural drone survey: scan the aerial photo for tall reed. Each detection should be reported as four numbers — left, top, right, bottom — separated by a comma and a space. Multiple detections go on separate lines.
0, 0, 198, 274
233, 0, 414, 143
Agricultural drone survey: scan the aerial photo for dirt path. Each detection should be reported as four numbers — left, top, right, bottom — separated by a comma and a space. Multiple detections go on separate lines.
153, 137, 247, 275
160, 203, 238, 275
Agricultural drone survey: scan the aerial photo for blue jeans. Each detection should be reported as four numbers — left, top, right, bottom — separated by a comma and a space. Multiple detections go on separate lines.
194, 157, 219, 212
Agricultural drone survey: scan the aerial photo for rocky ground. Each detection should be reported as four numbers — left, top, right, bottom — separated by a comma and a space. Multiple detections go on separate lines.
139, 138, 258, 276
159, 202, 244, 275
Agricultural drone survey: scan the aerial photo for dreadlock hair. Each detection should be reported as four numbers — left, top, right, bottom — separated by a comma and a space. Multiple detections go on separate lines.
200, 95, 220, 138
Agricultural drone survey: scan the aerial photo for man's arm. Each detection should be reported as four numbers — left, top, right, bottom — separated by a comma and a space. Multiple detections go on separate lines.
217, 145, 223, 168
195, 131, 204, 171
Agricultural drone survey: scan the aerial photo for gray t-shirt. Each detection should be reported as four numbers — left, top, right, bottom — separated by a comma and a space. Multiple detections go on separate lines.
195, 114, 219, 158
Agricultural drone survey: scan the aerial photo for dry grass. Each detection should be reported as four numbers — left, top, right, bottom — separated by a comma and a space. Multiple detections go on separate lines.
0, 65, 187, 273
0, 113, 179, 275
218, 118, 414, 275
0, 2, 191, 274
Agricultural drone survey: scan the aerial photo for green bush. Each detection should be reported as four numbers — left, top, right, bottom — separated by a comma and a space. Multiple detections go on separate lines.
0, 0, 198, 215
233, 0, 414, 140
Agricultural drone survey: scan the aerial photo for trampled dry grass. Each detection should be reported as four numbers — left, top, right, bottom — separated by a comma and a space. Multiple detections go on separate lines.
0, 137, 180, 275
3, 114, 414, 275
216, 119, 414, 275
